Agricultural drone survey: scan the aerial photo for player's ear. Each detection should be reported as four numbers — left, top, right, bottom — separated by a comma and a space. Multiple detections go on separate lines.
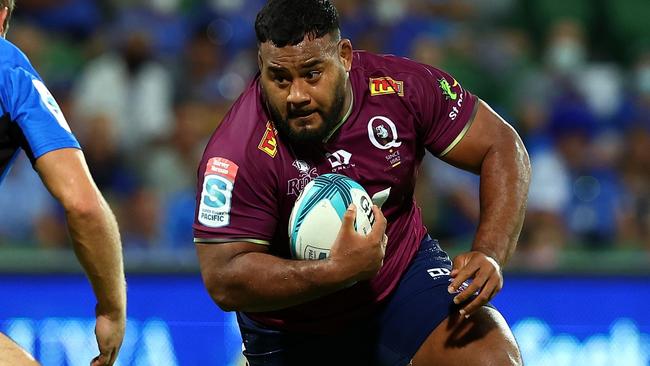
0, 7, 8, 37
257, 50, 263, 72
338, 39, 353, 72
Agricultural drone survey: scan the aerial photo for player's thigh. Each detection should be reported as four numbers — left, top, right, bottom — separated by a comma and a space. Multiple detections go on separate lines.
373, 236, 466, 366
411, 306, 521, 366
0, 333, 40, 366
237, 313, 371, 366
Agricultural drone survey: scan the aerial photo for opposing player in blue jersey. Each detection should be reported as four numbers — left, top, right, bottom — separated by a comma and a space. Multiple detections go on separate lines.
0, 2, 126, 366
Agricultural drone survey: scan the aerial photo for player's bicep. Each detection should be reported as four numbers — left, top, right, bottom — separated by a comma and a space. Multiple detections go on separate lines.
440, 100, 517, 174
196, 241, 270, 269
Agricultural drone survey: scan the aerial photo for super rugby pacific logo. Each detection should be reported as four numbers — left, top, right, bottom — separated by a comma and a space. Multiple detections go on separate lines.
198, 157, 238, 228
367, 116, 402, 150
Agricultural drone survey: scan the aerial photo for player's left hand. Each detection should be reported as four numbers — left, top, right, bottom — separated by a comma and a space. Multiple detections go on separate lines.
90, 308, 125, 366
448, 251, 503, 318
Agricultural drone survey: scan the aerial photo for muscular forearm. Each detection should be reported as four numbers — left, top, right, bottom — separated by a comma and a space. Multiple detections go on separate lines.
35, 149, 126, 316
67, 195, 126, 315
204, 250, 352, 313
199, 206, 386, 313
473, 129, 530, 265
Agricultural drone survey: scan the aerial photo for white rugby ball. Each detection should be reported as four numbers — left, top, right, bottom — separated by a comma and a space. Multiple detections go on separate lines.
288, 174, 374, 260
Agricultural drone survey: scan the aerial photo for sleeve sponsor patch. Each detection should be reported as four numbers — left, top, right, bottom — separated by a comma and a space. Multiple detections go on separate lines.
198, 157, 239, 228
32, 79, 72, 133
258, 121, 278, 157
437, 76, 465, 121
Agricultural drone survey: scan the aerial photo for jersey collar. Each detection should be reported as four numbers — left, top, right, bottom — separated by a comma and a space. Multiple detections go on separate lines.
323, 81, 354, 143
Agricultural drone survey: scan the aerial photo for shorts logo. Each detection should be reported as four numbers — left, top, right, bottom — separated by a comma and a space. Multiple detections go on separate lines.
198, 157, 238, 228
427, 267, 451, 279
369, 77, 404, 96
258, 121, 278, 157
367, 116, 402, 150
32, 79, 72, 133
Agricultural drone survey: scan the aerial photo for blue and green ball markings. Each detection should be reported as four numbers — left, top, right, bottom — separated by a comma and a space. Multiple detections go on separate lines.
289, 174, 367, 258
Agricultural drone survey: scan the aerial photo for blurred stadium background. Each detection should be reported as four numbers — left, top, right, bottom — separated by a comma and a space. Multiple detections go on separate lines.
1, 0, 649, 364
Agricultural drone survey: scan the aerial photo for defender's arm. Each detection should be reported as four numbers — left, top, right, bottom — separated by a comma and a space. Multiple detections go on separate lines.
35, 148, 126, 365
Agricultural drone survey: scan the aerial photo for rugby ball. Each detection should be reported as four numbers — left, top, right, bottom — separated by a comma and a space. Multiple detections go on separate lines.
288, 174, 374, 260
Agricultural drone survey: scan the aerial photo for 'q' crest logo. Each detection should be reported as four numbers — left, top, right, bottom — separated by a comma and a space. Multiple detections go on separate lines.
367, 116, 402, 150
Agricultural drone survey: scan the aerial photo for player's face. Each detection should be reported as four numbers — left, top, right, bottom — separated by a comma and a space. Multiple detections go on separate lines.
258, 33, 353, 145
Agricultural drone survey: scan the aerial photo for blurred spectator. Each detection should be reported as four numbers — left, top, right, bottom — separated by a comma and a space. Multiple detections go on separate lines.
13, 0, 100, 39
76, 114, 137, 198
111, 1, 189, 59
120, 187, 162, 249
71, 25, 174, 153
630, 51, 650, 128
423, 157, 479, 247
143, 100, 209, 199
544, 19, 587, 79
2, 0, 650, 270
0, 156, 57, 244
174, 26, 225, 103
618, 126, 650, 248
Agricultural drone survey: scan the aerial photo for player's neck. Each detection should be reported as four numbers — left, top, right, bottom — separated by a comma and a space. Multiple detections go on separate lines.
323, 79, 354, 143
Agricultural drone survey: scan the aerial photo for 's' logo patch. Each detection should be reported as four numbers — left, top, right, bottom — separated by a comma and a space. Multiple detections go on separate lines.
258, 121, 278, 157
198, 157, 238, 228
369, 77, 404, 96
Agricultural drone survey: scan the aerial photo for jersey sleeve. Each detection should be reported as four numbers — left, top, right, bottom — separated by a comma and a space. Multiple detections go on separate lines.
411, 65, 478, 157
1, 66, 80, 162
192, 145, 279, 245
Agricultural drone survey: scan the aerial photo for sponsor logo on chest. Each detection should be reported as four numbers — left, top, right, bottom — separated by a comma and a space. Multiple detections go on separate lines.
326, 149, 354, 172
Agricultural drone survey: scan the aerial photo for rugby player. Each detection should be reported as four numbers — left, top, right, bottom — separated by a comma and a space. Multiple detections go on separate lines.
0, 2, 126, 365
194, 0, 530, 364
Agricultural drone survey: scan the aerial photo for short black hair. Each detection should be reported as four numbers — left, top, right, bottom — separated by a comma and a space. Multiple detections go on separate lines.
255, 0, 340, 47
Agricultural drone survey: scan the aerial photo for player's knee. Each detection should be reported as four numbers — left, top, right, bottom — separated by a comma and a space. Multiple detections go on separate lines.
480, 345, 522, 366
474, 310, 522, 366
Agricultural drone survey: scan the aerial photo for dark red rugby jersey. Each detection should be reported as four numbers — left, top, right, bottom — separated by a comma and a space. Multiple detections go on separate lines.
193, 50, 478, 332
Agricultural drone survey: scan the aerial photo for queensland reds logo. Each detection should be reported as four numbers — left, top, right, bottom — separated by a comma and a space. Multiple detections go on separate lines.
367, 116, 402, 150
